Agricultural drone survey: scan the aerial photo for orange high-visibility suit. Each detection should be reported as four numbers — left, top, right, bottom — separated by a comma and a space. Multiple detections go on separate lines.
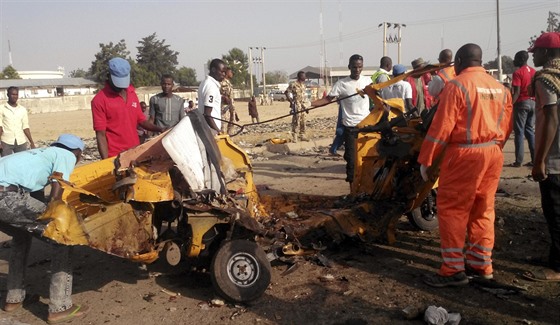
438, 66, 457, 84
430, 66, 457, 104
418, 66, 513, 277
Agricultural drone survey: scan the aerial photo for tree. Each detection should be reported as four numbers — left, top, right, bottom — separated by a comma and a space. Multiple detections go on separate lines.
222, 48, 249, 89
1, 65, 21, 79
69, 68, 87, 78
265, 70, 288, 85
176, 66, 198, 86
483, 56, 515, 74
130, 62, 157, 88
88, 39, 130, 84
136, 33, 179, 84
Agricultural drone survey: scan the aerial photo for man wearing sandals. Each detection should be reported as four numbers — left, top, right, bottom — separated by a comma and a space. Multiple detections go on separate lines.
418, 44, 513, 287
527, 32, 560, 282
0, 134, 87, 323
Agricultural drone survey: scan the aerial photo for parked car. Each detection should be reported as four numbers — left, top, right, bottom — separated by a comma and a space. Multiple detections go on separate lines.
270, 90, 286, 101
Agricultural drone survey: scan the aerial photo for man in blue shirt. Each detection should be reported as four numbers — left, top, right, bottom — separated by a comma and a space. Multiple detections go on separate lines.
0, 134, 87, 324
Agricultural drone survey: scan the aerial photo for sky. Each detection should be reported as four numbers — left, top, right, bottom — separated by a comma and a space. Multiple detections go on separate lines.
0, 0, 559, 82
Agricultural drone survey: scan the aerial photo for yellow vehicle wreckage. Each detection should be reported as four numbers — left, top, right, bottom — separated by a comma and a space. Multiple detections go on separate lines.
10, 63, 448, 303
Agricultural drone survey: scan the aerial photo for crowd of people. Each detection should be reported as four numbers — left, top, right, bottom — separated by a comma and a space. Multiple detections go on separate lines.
2, 33, 560, 323
312, 37, 560, 287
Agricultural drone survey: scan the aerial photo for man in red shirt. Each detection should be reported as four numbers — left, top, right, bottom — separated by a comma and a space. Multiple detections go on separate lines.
91, 58, 164, 159
508, 50, 536, 167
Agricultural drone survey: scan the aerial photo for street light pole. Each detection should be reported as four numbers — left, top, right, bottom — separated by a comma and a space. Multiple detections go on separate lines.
496, 0, 503, 82
382, 22, 387, 56
379, 22, 406, 63
261, 47, 267, 103
248, 47, 254, 96
397, 24, 403, 64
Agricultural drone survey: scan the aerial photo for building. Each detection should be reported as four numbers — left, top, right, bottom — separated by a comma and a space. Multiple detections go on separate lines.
0, 78, 98, 100
18, 68, 65, 79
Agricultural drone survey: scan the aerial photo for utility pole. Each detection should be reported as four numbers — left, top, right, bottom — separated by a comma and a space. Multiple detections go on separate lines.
397, 24, 403, 64
261, 47, 267, 101
7, 27, 13, 66
250, 46, 266, 102
248, 47, 254, 96
380, 22, 387, 56
496, 0, 503, 82
548, 11, 555, 32
378, 22, 406, 63
338, 0, 343, 66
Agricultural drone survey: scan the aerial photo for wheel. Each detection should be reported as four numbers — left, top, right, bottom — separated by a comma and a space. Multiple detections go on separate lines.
407, 189, 438, 231
210, 240, 271, 302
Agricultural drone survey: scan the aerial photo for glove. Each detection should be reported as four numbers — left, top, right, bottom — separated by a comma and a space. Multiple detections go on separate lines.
420, 164, 429, 182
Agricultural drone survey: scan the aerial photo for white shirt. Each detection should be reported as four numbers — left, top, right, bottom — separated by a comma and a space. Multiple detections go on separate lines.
385, 79, 412, 102
198, 76, 222, 130
328, 76, 371, 127
428, 75, 445, 98
0, 103, 30, 145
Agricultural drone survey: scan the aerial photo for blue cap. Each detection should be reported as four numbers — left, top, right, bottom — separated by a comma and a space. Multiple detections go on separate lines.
51, 134, 85, 151
392, 64, 406, 76
108, 57, 131, 88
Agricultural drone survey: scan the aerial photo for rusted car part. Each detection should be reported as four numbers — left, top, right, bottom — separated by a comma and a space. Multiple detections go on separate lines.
35, 110, 272, 302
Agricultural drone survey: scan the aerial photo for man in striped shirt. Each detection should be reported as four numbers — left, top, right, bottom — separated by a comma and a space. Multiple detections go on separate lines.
149, 74, 185, 130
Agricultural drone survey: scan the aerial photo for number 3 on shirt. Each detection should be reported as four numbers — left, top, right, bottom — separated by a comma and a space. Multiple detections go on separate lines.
209, 95, 213, 103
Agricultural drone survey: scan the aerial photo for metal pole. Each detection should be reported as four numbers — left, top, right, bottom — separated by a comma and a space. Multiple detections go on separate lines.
338, 0, 343, 66
383, 22, 387, 56
319, 0, 324, 88
397, 25, 402, 64
496, 0, 503, 82
248, 47, 254, 96
261, 47, 267, 104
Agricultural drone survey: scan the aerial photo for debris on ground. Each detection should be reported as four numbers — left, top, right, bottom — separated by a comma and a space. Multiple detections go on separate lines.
424, 305, 461, 325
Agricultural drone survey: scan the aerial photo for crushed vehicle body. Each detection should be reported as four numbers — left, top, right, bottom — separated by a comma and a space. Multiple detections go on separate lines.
9, 110, 272, 303
0, 64, 447, 303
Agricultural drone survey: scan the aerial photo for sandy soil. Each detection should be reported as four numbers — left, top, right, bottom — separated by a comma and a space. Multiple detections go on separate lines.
0, 100, 558, 325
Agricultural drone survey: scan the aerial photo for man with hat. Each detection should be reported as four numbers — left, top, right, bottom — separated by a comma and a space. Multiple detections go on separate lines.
0, 134, 88, 323
407, 57, 433, 114
526, 32, 560, 282
91, 57, 165, 159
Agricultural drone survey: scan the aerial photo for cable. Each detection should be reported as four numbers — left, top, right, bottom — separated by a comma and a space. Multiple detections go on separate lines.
268, 3, 556, 51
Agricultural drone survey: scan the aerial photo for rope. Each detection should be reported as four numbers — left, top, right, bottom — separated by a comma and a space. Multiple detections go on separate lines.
211, 62, 451, 137
210, 91, 363, 137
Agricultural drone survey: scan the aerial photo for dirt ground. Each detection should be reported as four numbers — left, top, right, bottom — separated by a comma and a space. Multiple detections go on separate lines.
0, 100, 558, 325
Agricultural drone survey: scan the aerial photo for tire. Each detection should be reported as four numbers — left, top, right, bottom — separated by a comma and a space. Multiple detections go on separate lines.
210, 240, 271, 302
407, 189, 438, 231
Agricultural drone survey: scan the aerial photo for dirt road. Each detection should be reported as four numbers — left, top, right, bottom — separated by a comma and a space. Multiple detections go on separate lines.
0, 101, 558, 325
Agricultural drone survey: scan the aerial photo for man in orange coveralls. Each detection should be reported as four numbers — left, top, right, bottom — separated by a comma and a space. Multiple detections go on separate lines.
418, 43, 513, 287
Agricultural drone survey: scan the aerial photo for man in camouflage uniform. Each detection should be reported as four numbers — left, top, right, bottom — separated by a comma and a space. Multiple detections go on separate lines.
284, 71, 308, 142
220, 67, 236, 135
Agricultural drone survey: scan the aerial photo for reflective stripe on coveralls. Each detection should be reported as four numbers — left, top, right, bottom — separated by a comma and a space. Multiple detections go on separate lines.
438, 66, 456, 83
418, 66, 513, 277
432, 66, 457, 105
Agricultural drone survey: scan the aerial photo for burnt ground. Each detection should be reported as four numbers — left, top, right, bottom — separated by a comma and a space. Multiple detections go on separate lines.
0, 105, 558, 324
